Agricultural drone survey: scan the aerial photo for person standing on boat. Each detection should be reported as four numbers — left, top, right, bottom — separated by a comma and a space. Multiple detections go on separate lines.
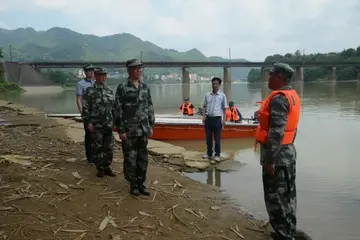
76, 64, 96, 164
225, 101, 243, 123
256, 62, 301, 240
82, 68, 116, 178
201, 77, 227, 161
179, 97, 194, 116
113, 58, 155, 197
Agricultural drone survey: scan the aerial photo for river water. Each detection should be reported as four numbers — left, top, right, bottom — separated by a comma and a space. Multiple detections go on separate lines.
1, 81, 360, 240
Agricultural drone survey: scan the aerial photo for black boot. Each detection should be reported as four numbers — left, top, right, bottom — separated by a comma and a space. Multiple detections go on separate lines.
104, 168, 116, 177
294, 229, 312, 240
138, 184, 150, 196
96, 170, 105, 178
130, 184, 140, 196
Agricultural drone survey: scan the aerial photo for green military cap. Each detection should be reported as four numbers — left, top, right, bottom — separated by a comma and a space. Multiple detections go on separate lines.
126, 58, 143, 68
269, 62, 294, 78
94, 67, 107, 75
83, 64, 95, 71
229, 101, 234, 106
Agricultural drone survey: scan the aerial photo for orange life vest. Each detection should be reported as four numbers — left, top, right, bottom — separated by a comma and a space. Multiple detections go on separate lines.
225, 107, 239, 121
181, 102, 194, 115
255, 89, 301, 145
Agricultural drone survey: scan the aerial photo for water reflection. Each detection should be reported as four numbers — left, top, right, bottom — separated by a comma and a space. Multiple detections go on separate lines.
165, 138, 255, 156
206, 168, 222, 188
2, 81, 360, 239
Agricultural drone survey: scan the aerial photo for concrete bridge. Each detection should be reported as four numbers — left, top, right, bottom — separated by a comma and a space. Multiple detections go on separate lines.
2, 60, 360, 101
1, 62, 54, 87
26, 60, 360, 68
24, 60, 360, 100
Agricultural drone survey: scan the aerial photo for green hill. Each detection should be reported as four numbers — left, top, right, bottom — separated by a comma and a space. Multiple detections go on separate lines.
0, 27, 252, 80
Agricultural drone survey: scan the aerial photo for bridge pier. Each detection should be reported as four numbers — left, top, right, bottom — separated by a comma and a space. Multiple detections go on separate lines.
327, 67, 336, 81
181, 67, 190, 101
260, 67, 269, 82
294, 66, 304, 82
223, 67, 231, 100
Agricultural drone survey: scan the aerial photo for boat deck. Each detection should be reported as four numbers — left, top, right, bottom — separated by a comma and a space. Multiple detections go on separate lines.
155, 117, 258, 126
45, 113, 258, 126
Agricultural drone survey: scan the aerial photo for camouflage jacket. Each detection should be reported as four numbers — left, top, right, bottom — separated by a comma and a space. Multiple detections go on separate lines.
82, 83, 115, 129
260, 86, 297, 167
113, 80, 155, 137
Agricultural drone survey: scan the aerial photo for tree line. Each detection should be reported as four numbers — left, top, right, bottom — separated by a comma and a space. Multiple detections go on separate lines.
247, 47, 360, 82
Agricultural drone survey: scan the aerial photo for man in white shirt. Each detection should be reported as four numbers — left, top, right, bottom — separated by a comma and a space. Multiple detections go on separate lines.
201, 77, 228, 161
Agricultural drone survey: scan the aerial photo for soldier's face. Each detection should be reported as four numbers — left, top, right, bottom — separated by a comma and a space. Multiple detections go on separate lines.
268, 72, 281, 90
95, 75, 106, 84
128, 66, 143, 80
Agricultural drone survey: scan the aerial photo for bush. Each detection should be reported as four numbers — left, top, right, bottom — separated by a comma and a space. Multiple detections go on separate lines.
0, 82, 23, 92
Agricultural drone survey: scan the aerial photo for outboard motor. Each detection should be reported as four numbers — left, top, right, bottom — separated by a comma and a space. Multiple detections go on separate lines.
253, 110, 260, 123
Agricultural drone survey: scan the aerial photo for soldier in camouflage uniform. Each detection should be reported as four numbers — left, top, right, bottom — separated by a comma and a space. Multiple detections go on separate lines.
257, 63, 300, 240
113, 58, 155, 197
82, 68, 116, 178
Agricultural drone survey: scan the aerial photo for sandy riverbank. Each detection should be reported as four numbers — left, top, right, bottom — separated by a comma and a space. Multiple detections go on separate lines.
0, 100, 272, 240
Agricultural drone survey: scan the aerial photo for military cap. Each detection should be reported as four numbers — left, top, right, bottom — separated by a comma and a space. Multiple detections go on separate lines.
83, 64, 95, 71
269, 62, 294, 78
126, 58, 143, 68
229, 101, 234, 106
94, 67, 107, 75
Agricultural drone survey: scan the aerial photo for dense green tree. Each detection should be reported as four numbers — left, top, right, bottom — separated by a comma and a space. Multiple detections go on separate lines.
43, 70, 77, 86
248, 46, 360, 82
247, 69, 261, 83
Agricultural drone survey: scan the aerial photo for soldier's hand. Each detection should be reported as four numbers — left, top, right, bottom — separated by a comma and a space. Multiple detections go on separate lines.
149, 128, 153, 137
119, 133, 127, 141
202, 116, 206, 124
222, 120, 225, 129
87, 124, 94, 132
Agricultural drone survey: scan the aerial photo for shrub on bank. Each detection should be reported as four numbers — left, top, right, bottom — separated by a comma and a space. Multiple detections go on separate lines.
0, 82, 24, 92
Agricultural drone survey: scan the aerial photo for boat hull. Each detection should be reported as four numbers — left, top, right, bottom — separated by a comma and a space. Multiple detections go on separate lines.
150, 123, 257, 140
45, 113, 258, 140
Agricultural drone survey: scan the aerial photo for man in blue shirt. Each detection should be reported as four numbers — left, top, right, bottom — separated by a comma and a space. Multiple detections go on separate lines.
76, 64, 95, 163
201, 77, 228, 161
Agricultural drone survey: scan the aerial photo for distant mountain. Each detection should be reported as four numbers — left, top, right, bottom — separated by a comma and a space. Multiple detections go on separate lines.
0, 27, 252, 79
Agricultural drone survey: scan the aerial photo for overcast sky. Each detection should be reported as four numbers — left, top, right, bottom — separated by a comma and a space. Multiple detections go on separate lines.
1, 0, 359, 61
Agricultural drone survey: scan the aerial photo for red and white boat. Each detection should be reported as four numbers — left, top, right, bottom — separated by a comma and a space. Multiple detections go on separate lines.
45, 114, 258, 140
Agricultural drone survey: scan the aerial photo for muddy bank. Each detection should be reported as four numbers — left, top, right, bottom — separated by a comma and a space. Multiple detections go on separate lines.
58, 115, 245, 173
0, 100, 271, 240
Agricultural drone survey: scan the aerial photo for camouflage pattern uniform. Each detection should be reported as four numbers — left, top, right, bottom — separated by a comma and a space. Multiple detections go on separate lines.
260, 63, 297, 240
82, 68, 115, 177
113, 59, 155, 191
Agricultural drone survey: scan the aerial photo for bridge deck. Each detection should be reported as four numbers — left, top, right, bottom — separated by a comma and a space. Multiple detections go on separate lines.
20, 61, 360, 68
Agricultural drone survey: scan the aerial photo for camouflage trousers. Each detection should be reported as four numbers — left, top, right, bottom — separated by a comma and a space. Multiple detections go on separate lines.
121, 136, 149, 186
262, 163, 297, 240
90, 128, 114, 172
83, 122, 93, 163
